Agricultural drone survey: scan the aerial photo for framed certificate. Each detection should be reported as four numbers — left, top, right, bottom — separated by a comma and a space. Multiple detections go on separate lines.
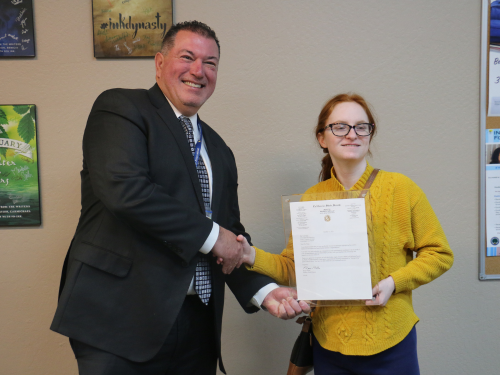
282, 190, 379, 306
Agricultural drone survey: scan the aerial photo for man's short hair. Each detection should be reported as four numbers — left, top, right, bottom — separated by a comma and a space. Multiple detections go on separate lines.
160, 20, 220, 56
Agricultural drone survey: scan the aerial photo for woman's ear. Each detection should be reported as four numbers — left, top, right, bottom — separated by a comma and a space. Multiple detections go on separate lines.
317, 132, 327, 149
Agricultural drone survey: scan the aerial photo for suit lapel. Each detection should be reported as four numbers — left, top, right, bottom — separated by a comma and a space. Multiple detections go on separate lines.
149, 85, 205, 213
201, 119, 223, 223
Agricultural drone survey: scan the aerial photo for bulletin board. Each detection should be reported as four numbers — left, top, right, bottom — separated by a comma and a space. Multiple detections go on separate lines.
480, 0, 500, 279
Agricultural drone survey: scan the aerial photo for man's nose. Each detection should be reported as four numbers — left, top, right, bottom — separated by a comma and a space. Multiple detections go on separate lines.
190, 59, 204, 77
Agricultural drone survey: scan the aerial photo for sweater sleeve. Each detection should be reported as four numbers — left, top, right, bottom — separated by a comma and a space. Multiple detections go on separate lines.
245, 183, 328, 285
246, 234, 296, 286
389, 183, 454, 293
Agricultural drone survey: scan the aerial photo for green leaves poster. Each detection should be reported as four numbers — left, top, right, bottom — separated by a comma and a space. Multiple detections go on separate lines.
0, 105, 40, 226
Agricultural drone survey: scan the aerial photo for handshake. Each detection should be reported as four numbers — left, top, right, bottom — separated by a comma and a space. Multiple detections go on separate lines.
211, 227, 311, 319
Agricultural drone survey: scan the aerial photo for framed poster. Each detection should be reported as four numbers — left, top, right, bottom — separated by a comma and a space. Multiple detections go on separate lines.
92, 0, 173, 58
0, 0, 36, 57
0, 105, 41, 226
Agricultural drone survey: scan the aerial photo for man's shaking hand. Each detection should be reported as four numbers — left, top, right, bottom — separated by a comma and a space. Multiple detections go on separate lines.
211, 226, 245, 274
262, 287, 311, 319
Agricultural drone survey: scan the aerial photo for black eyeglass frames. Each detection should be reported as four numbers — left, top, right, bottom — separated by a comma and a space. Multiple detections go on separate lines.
322, 123, 374, 137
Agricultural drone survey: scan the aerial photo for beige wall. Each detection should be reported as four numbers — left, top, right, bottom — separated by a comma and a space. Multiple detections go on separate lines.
0, 1, 495, 374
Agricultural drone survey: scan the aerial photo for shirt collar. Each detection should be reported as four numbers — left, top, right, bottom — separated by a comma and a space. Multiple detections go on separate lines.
164, 95, 198, 127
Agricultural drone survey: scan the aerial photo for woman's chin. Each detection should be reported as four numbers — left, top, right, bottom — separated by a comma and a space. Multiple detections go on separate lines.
336, 154, 366, 163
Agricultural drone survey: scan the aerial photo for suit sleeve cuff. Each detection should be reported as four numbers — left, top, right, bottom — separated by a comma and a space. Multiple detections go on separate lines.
199, 222, 219, 254
250, 283, 280, 309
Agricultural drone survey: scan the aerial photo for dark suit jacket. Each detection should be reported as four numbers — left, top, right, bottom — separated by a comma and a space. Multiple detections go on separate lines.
51, 84, 273, 370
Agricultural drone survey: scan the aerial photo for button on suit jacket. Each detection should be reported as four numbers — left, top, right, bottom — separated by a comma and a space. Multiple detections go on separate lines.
51, 84, 273, 370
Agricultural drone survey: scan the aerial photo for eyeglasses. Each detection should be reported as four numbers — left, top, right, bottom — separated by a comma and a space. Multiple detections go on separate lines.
322, 123, 374, 137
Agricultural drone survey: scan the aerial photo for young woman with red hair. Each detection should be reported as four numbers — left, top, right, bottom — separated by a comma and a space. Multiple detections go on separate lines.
240, 93, 453, 375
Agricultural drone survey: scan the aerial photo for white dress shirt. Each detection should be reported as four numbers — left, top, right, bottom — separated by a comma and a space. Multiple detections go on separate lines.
166, 98, 278, 307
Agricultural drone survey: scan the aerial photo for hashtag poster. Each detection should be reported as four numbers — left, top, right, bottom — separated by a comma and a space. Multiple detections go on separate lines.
0, 0, 35, 57
92, 0, 173, 58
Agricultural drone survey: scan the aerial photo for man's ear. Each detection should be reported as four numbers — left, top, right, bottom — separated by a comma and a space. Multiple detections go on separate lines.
154, 52, 164, 79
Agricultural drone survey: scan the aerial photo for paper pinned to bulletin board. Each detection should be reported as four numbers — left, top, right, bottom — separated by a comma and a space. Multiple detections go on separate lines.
488, 50, 500, 115
485, 130, 500, 256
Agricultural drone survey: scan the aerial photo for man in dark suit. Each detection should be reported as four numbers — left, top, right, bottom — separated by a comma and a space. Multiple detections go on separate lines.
51, 21, 309, 375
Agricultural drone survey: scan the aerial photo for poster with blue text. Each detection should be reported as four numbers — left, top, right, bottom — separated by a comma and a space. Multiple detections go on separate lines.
0, 105, 40, 226
92, 0, 173, 58
0, 0, 36, 57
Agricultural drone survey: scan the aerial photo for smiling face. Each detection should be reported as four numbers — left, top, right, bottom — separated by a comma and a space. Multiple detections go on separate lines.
317, 101, 371, 165
155, 30, 219, 116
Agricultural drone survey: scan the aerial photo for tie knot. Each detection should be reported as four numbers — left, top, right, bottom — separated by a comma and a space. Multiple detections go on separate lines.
179, 116, 193, 134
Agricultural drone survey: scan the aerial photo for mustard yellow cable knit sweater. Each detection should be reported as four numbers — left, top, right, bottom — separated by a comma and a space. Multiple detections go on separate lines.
249, 163, 453, 356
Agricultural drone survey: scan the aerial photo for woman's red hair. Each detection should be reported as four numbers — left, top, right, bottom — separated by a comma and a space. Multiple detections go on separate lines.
315, 93, 377, 181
